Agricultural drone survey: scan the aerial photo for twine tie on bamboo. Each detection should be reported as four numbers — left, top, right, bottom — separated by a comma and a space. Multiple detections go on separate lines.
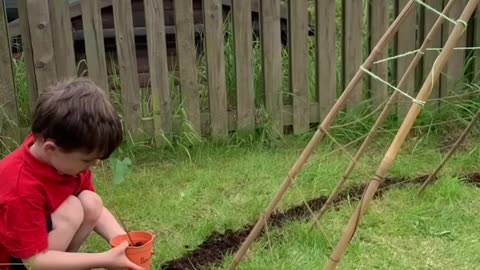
415, 0, 468, 27
360, 66, 425, 106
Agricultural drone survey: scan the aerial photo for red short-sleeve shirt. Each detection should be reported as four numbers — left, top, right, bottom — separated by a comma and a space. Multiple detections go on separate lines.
0, 135, 95, 269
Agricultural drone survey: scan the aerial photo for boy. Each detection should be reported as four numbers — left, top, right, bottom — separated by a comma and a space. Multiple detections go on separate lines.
0, 78, 144, 270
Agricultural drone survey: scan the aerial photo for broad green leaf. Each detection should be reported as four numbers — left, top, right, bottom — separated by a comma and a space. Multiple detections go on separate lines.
109, 157, 132, 185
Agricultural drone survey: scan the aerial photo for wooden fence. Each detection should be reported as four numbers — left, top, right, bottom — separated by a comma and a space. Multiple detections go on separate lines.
1, 0, 480, 144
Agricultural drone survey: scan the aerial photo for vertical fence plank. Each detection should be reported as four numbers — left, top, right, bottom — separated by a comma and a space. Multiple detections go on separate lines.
396, 0, 417, 116
203, 0, 228, 137
422, 0, 443, 106
442, 0, 468, 97
174, 0, 201, 134
26, 0, 57, 93
49, 0, 76, 78
233, 0, 255, 132
0, 0, 19, 143
145, 0, 172, 141
261, 0, 283, 134
316, 0, 336, 121
370, 0, 389, 107
343, 0, 363, 110
17, 0, 38, 110
112, 0, 142, 136
475, 6, 480, 78
80, 0, 109, 92
288, 0, 309, 134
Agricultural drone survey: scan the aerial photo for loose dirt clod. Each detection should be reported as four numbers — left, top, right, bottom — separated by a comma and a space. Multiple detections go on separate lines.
159, 173, 478, 269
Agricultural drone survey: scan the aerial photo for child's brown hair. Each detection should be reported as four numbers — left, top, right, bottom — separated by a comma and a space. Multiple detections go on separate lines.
31, 77, 123, 159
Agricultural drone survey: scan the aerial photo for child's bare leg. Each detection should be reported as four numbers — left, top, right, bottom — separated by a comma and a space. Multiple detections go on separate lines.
66, 190, 103, 252
94, 206, 127, 241
48, 195, 84, 251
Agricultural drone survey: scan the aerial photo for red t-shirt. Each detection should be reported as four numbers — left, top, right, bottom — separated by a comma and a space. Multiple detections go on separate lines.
0, 134, 95, 269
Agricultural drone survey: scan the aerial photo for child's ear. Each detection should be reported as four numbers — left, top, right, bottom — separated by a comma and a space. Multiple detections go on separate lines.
43, 141, 58, 154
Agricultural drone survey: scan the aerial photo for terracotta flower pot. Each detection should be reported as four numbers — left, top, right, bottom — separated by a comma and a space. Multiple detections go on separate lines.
110, 231, 155, 270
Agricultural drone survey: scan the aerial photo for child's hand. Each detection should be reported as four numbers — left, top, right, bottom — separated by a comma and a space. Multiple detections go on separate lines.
106, 241, 145, 270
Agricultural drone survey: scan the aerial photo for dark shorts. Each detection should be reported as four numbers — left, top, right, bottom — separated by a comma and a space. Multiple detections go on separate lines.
9, 215, 52, 270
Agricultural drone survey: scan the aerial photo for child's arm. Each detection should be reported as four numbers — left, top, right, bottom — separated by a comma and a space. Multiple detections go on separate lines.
22, 241, 143, 270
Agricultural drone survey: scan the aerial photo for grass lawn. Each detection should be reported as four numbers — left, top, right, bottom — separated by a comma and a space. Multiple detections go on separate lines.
82, 132, 480, 269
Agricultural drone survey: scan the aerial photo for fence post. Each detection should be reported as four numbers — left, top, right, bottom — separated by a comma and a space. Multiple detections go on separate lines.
145, 0, 172, 143
369, 0, 389, 107
475, 6, 480, 78
261, 0, 283, 135
289, 0, 310, 134
80, 0, 109, 93
17, 0, 38, 112
49, 0, 76, 79
396, 0, 417, 117
203, 0, 228, 137
0, 0, 20, 147
112, 0, 142, 138
233, 0, 255, 132
442, 0, 468, 98
26, 0, 57, 93
316, 0, 337, 121
174, 0, 201, 134
343, 0, 364, 110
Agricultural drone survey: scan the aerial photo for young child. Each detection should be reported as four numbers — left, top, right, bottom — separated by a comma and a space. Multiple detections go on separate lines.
0, 78, 144, 270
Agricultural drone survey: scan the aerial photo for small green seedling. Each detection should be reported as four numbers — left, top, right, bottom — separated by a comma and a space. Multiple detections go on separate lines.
109, 157, 133, 185
104, 157, 136, 245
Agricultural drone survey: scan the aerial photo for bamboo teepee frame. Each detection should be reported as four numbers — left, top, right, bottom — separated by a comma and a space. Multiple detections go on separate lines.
325, 0, 480, 269
310, 0, 457, 226
229, 0, 479, 269
229, 1, 417, 269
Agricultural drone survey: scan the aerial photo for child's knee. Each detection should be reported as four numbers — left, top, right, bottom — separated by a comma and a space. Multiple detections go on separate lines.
77, 190, 103, 224
52, 196, 84, 231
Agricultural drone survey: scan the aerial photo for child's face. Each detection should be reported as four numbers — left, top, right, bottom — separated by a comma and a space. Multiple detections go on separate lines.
43, 142, 101, 176
50, 150, 100, 176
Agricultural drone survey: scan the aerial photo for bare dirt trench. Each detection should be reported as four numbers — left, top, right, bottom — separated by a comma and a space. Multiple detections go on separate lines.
160, 173, 480, 269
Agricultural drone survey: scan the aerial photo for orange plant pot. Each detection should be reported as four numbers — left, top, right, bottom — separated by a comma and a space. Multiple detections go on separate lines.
110, 231, 155, 270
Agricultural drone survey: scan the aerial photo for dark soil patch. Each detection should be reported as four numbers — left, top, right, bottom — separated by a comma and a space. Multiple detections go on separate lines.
160, 173, 479, 269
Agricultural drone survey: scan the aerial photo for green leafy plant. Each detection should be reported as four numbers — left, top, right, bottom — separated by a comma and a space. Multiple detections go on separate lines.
102, 157, 136, 246
109, 157, 133, 185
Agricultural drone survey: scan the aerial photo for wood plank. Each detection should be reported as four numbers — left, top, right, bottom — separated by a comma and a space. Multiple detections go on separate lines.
174, 0, 201, 134
112, 0, 142, 136
17, 0, 38, 110
80, 0, 109, 92
422, 0, 443, 105
233, 0, 255, 132
145, 0, 172, 142
203, 0, 228, 137
288, 0, 309, 134
396, 0, 417, 116
343, 0, 364, 110
316, 0, 337, 121
475, 5, 480, 78
0, 0, 19, 143
442, 0, 468, 97
26, 0, 57, 93
49, 0, 76, 79
261, 0, 283, 134
370, 0, 389, 107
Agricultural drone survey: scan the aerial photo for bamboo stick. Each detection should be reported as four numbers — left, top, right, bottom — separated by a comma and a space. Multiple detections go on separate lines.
418, 110, 480, 193
309, 0, 456, 226
228, 1, 417, 269
325, 1, 479, 269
